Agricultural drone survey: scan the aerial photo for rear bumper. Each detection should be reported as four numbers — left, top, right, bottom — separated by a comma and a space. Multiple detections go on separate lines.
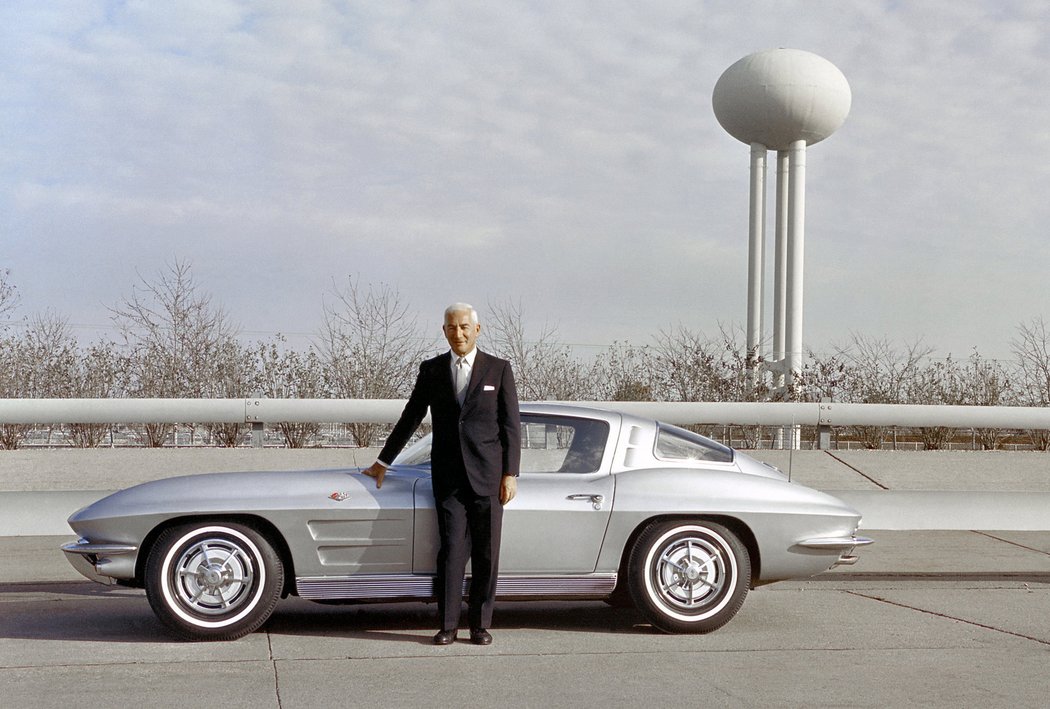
794, 535, 875, 567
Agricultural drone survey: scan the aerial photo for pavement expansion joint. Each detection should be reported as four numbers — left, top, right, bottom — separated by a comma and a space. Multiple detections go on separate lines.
844, 590, 1050, 647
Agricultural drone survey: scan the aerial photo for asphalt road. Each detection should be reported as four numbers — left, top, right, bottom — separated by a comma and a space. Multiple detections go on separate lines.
3, 573, 1049, 709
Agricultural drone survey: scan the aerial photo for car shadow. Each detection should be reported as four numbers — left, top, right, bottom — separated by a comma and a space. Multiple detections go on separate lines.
0, 583, 174, 643
1, 582, 655, 644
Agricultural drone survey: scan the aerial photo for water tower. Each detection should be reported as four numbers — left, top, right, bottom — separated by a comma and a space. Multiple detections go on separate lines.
713, 49, 851, 396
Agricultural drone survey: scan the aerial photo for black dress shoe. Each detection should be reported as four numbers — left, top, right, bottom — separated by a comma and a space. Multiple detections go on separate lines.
469, 628, 493, 645
433, 629, 458, 645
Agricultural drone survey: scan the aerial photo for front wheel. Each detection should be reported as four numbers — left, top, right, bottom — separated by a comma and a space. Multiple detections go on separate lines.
145, 522, 284, 641
628, 520, 750, 634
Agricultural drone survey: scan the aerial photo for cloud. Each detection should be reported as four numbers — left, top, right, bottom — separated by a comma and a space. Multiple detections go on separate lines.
3, 1, 1050, 358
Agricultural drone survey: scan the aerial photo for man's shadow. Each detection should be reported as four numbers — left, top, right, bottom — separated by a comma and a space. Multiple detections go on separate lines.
266, 597, 650, 645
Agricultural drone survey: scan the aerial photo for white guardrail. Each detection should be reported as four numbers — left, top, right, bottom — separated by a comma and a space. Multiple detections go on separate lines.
3, 399, 1050, 439
3, 398, 1050, 427
3, 398, 1050, 536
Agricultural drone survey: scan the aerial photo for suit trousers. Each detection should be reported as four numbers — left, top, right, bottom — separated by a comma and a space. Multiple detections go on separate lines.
434, 486, 504, 630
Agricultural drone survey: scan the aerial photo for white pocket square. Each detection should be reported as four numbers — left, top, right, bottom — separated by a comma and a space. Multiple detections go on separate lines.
483, 385, 496, 391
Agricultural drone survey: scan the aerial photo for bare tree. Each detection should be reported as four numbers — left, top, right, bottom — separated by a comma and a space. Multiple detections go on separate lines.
0, 329, 31, 449
0, 269, 22, 446
957, 348, 1017, 450
0, 268, 18, 322
797, 349, 849, 402
484, 300, 588, 401
202, 338, 257, 446
110, 260, 239, 446
255, 336, 329, 448
318, 278, 431, 446
651, 324, 767, 403
833, 333, 934, 449
590, 342, 655, 402
0, 313, 120, 447
1011, 317, 1050, 447
907, 355, 963, 449
1013, 319, 1050, 446
66, 338, 123, 447
648, 324, 771, 444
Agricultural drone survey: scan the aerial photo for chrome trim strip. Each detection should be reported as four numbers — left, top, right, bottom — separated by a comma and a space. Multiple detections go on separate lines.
496, 575, 617, 596
795, 536, 874, 551
60, 541, 138, 556
298, 576, 434, 600
296, 574, 618, 601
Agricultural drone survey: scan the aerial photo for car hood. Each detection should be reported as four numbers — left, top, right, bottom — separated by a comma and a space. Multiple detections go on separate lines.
66, 467, 429, 525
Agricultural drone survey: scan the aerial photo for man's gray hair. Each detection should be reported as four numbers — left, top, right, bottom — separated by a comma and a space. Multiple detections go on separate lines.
444, 302, 479, 325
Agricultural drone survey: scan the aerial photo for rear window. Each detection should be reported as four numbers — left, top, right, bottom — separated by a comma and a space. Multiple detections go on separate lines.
655, 424, 734, 464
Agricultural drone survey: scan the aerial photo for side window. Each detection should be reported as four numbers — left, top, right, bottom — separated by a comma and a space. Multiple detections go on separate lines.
520, 415, 610, 474
655, 424, 734, 464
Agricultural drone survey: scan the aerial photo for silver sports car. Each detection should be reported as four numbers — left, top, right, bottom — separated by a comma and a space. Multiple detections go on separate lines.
63, 403, 872, 640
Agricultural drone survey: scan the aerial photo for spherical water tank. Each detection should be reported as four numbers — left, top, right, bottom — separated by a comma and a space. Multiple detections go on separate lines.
712, 48, 851, 150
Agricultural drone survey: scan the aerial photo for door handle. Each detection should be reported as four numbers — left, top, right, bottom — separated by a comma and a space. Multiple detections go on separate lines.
567, 494, 604, 510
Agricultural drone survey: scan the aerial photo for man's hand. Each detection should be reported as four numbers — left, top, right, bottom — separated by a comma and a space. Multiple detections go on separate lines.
362, 461, 387, 489
499, 475, 517, 505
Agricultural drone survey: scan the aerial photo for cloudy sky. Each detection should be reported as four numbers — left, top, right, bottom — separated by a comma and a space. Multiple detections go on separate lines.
3, 1, 1050, 360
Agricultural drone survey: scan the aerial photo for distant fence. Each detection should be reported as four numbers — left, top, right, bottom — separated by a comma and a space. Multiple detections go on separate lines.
3, 398, 1050, 449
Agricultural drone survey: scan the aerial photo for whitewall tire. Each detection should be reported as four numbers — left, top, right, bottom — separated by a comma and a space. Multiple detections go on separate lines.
145, 522, 283, 641
628, 520, 750, 634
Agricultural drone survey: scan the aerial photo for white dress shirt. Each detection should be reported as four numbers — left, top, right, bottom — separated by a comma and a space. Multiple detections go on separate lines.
452, 347, 477, 404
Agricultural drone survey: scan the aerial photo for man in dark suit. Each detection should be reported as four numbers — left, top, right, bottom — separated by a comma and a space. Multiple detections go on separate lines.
363, 303, 521, 646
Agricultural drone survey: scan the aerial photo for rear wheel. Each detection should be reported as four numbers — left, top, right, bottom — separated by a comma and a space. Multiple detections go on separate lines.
628, 520, 749, 633
145, 522, 283, 641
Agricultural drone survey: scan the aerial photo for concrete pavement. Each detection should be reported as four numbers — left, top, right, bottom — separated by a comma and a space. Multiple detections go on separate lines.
3, 449, 1050, 707
2, 576, 1049, 708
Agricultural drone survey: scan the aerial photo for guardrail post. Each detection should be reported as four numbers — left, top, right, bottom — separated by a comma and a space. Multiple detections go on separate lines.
245, 399, 264, 448
817, 399, 832, 450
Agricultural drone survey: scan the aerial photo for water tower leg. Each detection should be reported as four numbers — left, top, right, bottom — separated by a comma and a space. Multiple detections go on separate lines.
773, 150, 790, 389
746, 144, 767, 373
785, 140, 807, 392
785, 140, 807, 449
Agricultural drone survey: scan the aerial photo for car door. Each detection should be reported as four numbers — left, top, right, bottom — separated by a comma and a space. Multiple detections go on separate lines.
411, 413, 616, 574
499, 468, 615, 573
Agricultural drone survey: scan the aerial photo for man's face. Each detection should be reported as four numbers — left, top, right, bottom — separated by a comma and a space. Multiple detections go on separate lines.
443, 310, 480, 356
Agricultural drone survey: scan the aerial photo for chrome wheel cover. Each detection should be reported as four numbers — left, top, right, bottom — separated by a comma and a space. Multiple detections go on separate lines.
171, 537, 255, 615
159, 525, 268, 629
655, 536, 725, 610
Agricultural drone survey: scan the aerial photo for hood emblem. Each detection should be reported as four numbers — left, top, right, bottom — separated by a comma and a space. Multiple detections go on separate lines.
329, 491, 351, 502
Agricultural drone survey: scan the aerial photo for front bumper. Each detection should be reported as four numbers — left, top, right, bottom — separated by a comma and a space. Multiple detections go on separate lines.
61, 540, 138, 585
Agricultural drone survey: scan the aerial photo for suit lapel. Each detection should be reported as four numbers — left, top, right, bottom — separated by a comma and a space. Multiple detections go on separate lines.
462, 350, 490, 406
435, 352, 458, 406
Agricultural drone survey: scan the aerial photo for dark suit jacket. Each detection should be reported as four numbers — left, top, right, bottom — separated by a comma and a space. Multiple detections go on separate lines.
378, 350, 521, 498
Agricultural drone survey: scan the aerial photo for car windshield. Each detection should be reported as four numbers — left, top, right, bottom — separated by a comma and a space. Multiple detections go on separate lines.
654, 424, 734, 463
391, 414, 611, 474
392, 435, 433, 466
